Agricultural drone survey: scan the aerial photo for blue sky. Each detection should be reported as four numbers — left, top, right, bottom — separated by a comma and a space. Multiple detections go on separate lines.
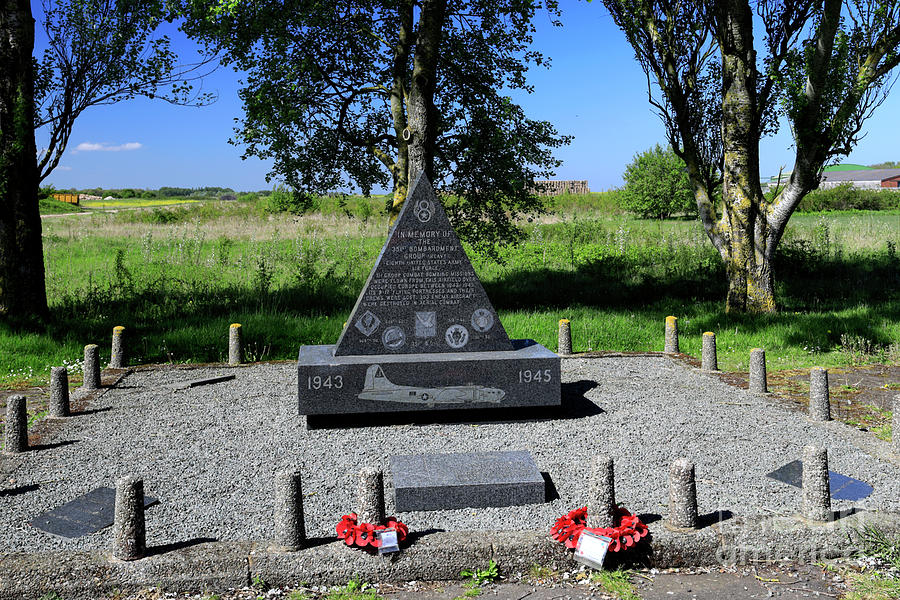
38, 1, 900, 193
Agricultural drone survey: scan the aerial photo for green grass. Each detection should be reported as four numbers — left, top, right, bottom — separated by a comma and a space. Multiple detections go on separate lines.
1, 208, 897, 388
79, 198, 200, 209
589, 569, 640, 600
835, 526, 900, 600
39, 198, 83, 214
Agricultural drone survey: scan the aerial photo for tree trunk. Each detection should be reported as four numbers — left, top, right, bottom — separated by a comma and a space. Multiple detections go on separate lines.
715, 1, 774, 313
0, 0, 48, 319
406, 0, 447, 187
388, 0, 414, 223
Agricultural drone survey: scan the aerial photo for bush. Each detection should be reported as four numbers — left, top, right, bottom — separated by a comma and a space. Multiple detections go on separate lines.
262, 184, 315, 215
619, 144, 695, 218
797, 183, 900, 212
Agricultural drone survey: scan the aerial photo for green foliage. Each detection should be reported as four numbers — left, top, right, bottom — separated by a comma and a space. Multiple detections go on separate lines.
326, 578, 382, 600
262, 184, 315, 215
797, 184, 900, 212
858, 525, 900, 569
38, 198, 82, 214
460, 559, 500, 586
3, 209, 898, 388
869, 161, 900, 169
38, 593, 63, 600
179, 0, 569, 256
33, 0, 215, 182
589, 569, 640, 600
620, 145, 695, 219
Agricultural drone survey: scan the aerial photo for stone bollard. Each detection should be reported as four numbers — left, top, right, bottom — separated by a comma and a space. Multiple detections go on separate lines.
3, 395, 28, 453
664, 316, 679, 353
354, 467, 385, 525
749, 348, 767, 393
809, 367, 831, 421
892, 394, 899, 456
112, 475, 146, 560
801, 445, 832, 522
667, 458, 699, 529
275, 469, 306, 551
109, 326, 126, 368
557, 319, 572, 355
83, 344, 101, 389
701, 332, 718, 371
50, 367, 70, 417
586, 455, 616, 529
228, 323, 243, 365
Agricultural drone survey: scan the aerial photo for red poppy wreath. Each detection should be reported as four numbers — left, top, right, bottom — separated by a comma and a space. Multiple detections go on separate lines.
550, 506, 649, 552
336, 513, 409, 550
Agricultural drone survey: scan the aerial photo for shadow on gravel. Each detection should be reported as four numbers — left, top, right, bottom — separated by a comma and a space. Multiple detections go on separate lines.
698, 510, 734, 528
29, 439, 78, 451
71, 406, 112, 417
542, 472, 559, 501
0, 483, 39, 497
147, 537, 217, 556
638, 513, 662, 525
306, 383, 601, 430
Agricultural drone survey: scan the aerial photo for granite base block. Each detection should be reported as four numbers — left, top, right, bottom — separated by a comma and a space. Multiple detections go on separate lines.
297, 340, 560, 416
391, 451, 545, 512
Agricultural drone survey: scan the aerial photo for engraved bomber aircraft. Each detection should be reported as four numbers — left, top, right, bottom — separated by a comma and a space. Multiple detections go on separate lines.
357, 365, 505, 407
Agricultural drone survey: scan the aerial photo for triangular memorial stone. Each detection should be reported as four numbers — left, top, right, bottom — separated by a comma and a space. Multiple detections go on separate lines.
335, 174, 512, 356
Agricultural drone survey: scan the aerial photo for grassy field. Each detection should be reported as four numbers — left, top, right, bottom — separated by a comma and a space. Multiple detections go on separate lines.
78, 198, 200, 209
3, 195, 897, 388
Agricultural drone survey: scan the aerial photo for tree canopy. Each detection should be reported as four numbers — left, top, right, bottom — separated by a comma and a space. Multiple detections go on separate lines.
604, 0, 900, 312
34, 0, 217, 182
180, 0, 571, 255
620, 144, 695, 219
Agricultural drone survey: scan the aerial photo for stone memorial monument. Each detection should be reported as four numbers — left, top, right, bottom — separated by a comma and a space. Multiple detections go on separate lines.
298, 174, 560, 416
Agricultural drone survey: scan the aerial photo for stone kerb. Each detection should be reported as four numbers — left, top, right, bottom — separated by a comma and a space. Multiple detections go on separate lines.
894, 394, 900, 456
110, 326, 126, 368
354, 467, 385, 525
49, 366, 71, 417
3, 395, 28, 453
274, 469, 306, 551
83, 344, 101, 389
749, 348, 767, 393
586, 455, 616, 529
701, 332, 718, 371
228, 323, 243, 365
664, 316, 679, 353
801, 445, 832, 522
112, 475, 147, 561
667, 458, 699, 530
809, 367, 831, 421
557, 319, 572, 356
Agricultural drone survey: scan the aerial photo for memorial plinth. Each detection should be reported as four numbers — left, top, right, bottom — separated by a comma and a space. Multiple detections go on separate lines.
390, 451, 545, 512
298, 174, 560, 417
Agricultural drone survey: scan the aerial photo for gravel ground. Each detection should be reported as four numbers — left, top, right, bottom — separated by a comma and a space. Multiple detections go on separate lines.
2, 356, 899, 553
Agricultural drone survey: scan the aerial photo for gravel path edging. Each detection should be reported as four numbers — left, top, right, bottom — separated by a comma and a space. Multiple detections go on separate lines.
2, 510, 899, 600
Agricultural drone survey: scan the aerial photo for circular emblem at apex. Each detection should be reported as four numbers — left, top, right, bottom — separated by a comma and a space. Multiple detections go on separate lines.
444, 324, 469, 349
414, 198, 434, 223
382, 326, 406, 351
471, 308, 494, 332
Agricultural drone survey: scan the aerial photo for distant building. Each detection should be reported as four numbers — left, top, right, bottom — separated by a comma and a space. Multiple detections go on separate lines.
820, 169, 900, 189
531, 180, 590, 196
763, 166, 900, 191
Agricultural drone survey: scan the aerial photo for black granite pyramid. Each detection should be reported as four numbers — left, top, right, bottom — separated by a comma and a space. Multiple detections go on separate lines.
297, 174, 560, 417
335, 174, 511, 356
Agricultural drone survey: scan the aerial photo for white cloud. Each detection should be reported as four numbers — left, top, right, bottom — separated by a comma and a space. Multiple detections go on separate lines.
73, 142, 143, 153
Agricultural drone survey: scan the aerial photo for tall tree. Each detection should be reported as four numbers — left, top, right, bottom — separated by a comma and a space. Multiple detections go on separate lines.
181, 0, 570, 254
0, 0, 47, 317
34, 0, 217, 182
603, 0, 900, 312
